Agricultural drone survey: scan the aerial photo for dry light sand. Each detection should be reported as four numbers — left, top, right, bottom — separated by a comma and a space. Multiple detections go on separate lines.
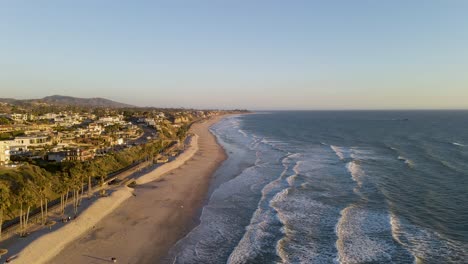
11, 116, 227, 264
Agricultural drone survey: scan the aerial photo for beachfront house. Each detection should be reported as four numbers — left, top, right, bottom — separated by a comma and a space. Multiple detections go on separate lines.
66, 148, 95, 161
48, 148, 95, 162
14, 135, 51, 148
0, 141, 11, 165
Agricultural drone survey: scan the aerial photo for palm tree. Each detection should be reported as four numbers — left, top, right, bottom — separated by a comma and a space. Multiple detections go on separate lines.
21, 182, 36, 236
69, 169, 81, 216
99, 173, 106, 196
63, 173, 71, 215
53, 174, 69, 217
84, 162, 96, 198
43, 174, 52, 224
70, 162, 84, 207
16, 183, 33, 237
0, 182, 11, 239
77, 163, 88, 205
16, 186, 25, 237
35, 173, 51, 225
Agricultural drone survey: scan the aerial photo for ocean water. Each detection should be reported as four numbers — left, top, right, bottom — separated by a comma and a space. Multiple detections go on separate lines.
169, 111, 468, 264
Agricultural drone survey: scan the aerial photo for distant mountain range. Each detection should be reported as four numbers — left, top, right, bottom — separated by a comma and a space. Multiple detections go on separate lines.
0, 95, 134, 108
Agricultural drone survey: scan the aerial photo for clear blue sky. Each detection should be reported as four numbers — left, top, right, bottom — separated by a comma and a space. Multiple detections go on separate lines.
1, 1, 467, 109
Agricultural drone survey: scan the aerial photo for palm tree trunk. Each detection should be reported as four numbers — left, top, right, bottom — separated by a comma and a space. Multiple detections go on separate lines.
80, 180, 84, 205
19, 203, 23, 236
75, 190, 77, 214
88, 176, 92, 197
73, 190, 77, 216
40, 197, 44, 225
25, 206, 30, 233
100, 175, 105, 195
75, 189, 76, 215
77, 189, 80, 209
45, 198, 48, 222
65, 188, 69, 207
60, 194, 64, 216
63, 188, 70, 213
0, 209, 3, 239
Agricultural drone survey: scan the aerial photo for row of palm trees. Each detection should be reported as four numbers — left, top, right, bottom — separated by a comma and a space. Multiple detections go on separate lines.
0, 139, 166, 239
0, 162, 99, 239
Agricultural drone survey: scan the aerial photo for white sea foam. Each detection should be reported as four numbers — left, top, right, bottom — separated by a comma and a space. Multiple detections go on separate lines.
350, 147, 390, 161
172, 159, 272, 264
227, 151, 296, 263
404, 160, 414, 168
346, 161, 365, 187
273, 191, 339, 263
335, 147, 408, 263
452, 142, 465, 147
260, 138, 291, 154
286, 174, 297, 186
349, 148, 373, 157
330, 145, 348, 160
227, 207, 280, 264
390, 212, 468, 262
336, 205, 397, 263
251, 137, 263, 150
238, 129, 248, 137
331, 145, 374, 161
272, 148, 349, 262
293, 160, 305, 174
397, 156, 415, 168
261, 138, 289, 146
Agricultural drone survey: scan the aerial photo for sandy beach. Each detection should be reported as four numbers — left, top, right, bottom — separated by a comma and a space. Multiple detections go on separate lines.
6, 115, 226, 264
46, 116, 226, 264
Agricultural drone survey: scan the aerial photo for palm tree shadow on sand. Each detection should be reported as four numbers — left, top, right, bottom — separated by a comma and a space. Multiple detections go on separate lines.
82, 254, 114, 262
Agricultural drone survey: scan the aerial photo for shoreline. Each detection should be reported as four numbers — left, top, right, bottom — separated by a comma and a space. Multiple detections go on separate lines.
45, 115, 227, 263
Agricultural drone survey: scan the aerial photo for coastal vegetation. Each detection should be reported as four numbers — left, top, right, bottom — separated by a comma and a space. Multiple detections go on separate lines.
0, 138, 168, 238
0, 117, 12, 125
176, 124, 190, 141
0, 131, 25, 141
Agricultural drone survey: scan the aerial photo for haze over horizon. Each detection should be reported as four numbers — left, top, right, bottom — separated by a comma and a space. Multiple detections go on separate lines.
1, 1, 468, 110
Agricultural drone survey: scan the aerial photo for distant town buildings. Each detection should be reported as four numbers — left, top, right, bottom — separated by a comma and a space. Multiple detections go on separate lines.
0, 107, 223, 166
